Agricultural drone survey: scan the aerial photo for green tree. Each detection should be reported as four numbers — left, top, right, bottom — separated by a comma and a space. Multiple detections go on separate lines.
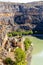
3, 58, 14, 65
24, 38, 31, 51
15, 48, 26, 62
28, 30, 33, 34
16, 61, 27, 65
15, 48, 27, 65
7, 33, 12, 37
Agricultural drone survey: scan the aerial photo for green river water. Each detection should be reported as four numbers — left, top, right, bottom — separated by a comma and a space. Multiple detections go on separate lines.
29, 36, 43, 65
23, 35, 43, 65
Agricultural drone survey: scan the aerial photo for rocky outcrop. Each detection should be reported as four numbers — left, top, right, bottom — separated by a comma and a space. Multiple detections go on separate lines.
0, 1, 43, 33
26, 44, 33, 65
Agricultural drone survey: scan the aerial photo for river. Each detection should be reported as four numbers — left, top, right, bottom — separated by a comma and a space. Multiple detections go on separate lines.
30, 36, 43, 65
31, 51, 43, 65
23, 35, 43, 65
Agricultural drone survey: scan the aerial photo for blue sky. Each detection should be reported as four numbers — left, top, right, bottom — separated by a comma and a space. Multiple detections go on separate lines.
0, 0, 43, 3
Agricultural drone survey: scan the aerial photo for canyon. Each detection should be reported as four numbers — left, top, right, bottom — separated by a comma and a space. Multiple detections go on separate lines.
0, 1, 43, 65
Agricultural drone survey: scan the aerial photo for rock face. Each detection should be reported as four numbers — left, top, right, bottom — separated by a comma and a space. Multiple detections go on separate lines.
26, 45, 33, 65
0, 1, 43, 33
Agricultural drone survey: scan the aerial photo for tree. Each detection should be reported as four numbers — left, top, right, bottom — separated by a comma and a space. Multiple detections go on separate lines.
7, 33, 12, 37
24, 38, 31, 51
15, 48, 26, 62
15, 48, 27, 65
3, 58, 14, 65
16, 61, 27, 65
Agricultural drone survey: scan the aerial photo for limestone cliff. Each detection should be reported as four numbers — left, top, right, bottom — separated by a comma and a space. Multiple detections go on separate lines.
0, 1, 43, 33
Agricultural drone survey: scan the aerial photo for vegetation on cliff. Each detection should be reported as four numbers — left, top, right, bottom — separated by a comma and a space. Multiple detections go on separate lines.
15, 48, 27, 65
3, 37, 32, 65
7, 30, 33, 37
24, 38, 31, 51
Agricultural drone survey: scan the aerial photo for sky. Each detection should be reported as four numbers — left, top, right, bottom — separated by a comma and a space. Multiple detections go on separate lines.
0, 0, 43, 3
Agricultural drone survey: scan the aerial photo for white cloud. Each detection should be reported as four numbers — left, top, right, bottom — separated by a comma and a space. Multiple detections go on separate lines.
0, 0, 43, 3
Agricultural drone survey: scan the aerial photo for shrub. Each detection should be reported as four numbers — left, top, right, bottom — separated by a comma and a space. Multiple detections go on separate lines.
15, 48, 27, 65
7, 30, 33, 37
3, 58, 15, 65
3, 58, 12, 64
16, 61, 27, 65
24, 38, 31, 51
7, 33, 12, 37
12, 32, 18, 36
15, 48, 26, 62
28, 30, 33, 34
